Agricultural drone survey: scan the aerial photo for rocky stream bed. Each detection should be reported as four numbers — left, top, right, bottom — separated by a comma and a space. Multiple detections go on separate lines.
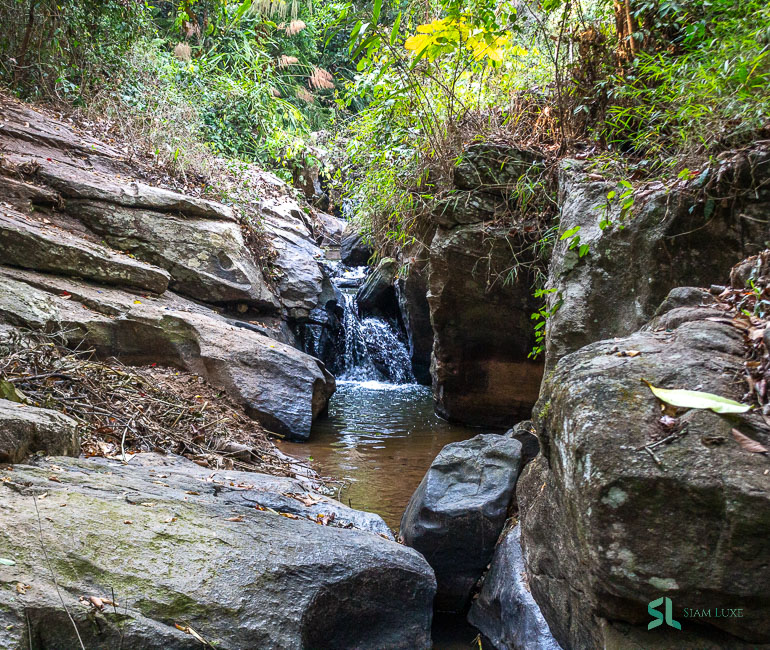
1, 97, 769, 649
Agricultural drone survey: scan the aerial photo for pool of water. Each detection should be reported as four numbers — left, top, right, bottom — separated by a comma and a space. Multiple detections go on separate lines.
279, 380, 484, 531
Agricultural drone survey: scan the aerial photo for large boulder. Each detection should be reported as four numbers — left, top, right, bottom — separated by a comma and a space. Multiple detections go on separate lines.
518, 305, 770, 648
400, 434, 523, 612
0, 399, 80, 463
0, 453, 436, 649
432, 190, 506, 228
427, 223, 543, 427
340, 230, 373, 266
66, 200, 279, 310
0, 208, 170, 294
261, 198, 325, 320
468, 525, 563, 650
543, 150, 770, 372
0, 266, 334, 440
453, 143, 540, 194
356, 257, 399, 316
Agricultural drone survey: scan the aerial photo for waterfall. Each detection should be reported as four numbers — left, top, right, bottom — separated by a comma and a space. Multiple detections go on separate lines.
339, 292, 415, 384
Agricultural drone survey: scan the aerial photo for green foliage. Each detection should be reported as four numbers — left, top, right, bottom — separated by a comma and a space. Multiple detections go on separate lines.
0, 0, 355, 173
603, 0, 770, 163
529, 288, 561, 360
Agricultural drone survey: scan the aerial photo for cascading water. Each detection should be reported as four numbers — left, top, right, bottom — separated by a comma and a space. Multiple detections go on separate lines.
339, 292, 414, 384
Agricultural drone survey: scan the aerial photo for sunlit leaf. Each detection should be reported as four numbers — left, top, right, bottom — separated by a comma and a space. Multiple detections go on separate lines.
642, 380, 751, 414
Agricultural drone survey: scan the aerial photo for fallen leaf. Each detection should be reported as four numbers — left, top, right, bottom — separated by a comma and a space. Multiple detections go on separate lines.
279, 512, 299, 519
123, 520, 133, 524
0, 558, 15, 566
89, 596, 105, 610
15, 583, 30, 594
140, 502, 156, 508
162, 517, 177, 523
642, 380, 751, 414
225, 515, 244, 522
185, 491, 200, 495
48, 476, 61, 483
731, 429, 769, 454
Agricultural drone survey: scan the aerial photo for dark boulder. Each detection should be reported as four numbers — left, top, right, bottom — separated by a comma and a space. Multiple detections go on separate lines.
468, 524, 563, 650
427, 223, 543, 427
505, 420, 540, 466
340, 230, 373, 267
356, 257, 399, 317
519, 306, 770, 649
400, 434, 523, 612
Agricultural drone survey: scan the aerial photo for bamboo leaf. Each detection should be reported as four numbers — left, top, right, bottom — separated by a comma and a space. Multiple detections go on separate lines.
372, 0, 382, 25
642, 380, 751, 414
390, 12, 401, 45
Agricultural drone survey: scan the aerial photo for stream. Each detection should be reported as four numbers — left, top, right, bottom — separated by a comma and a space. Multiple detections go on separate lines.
282, 265, 489, 648
280, 380, 479, 530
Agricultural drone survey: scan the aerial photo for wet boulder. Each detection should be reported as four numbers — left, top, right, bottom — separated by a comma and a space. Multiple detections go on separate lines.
357, 257, 399, 317
468, 525, 562, 650
0, 399, 80, 463
518, 307, 770, 649
340, 230, 373, 266
0, 453, 436, 650
427, 223, 543, 427
400, 434, 524, 612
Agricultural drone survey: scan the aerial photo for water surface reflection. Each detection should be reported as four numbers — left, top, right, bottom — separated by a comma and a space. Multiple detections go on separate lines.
280, 381, 483, 530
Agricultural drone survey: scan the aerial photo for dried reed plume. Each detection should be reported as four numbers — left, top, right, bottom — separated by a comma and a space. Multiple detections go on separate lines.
308, 66, 334, 90
285, 20, 306, 36
174, 42, 192, 62
296, 88, 315, 103
278, 55, 299, 68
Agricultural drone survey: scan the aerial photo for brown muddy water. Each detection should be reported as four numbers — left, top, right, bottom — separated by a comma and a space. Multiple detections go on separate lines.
280, 380, 482, 531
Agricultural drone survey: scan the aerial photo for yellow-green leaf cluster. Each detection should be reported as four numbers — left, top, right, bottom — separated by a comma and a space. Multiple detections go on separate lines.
404, 16, 524, 64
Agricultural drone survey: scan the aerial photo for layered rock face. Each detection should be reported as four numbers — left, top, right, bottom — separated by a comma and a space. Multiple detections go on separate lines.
544, 148, 770, 372
0, 454, 436, 650
518, 300, 770, 649
428, 223, 543, 426
0, 97, 334, 439
400, 434, 524, 612
0, 266, 333, 439
396, 254, 433, 385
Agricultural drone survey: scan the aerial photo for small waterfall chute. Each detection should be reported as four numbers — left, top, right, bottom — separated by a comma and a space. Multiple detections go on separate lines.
339, 292, 414, 384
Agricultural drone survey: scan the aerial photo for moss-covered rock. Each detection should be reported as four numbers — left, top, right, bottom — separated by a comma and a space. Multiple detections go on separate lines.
0, 453, 435, 650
